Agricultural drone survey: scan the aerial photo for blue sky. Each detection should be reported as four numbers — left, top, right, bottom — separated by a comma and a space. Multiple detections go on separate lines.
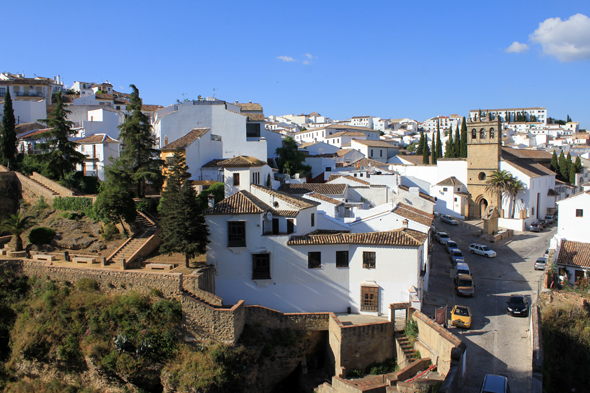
4, 1, 590, 128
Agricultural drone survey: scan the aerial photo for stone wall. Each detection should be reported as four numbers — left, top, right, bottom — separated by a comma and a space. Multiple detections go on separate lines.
245, 305, 331, 331
410, 309, 463, 377
181, 295, 245, 344
531, 305, 543, 393
16, 172, 56, 205
194, 265, 216, 294
31, 172, 75, 196
126, 230, 162, 267
184, 272, 223, 307
0, 164, 8, 172
329, 315, 395, 376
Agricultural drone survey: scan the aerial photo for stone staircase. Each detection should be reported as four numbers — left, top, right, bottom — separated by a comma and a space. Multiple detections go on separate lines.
107, 211, 159, 267
28, 176, 59, 195
396, 332, 418, 364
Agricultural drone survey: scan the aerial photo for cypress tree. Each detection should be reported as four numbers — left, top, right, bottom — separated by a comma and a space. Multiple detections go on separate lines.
565, 153, 573, 181
558, 151, 567, 182
445, 125, 454, 158
567, 114, 572, 123
35, 92, 86, 180
422, 136, 430, 164
454, 124, 461, 158
159, 150, 209, 268
112, 84, 163, 197
569, 163, 577, 184
460, 117, 468, 158
416, 131, 424, 155
550, 151, 558, 173
0, 88, 17, 170
431, 137, 437, 164
436, 122, 443, 159
575, 156, 582, 173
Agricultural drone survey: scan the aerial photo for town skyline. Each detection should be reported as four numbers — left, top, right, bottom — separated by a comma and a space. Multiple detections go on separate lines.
3, 1, 589, 128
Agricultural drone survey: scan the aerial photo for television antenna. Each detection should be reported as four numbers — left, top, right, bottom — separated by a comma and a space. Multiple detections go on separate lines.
212, 88, 218, 98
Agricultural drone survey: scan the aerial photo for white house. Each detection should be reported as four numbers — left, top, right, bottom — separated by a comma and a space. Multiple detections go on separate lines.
552, 191, 590, 285
469, 107, 547, 125
74, 133, 120, 180
205, 185, 430, 314
431, 176, 469, 218
350, 139, 399, 163
200, 156, 276, 198
298, 141, 339, 156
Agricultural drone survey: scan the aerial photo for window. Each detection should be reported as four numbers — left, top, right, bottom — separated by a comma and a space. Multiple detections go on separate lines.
336, 251, 349, 268
576, 209, 584, 217
478, 172, 486, 181
246, 123, 261, 138
490, 128, 494, 139
233, 173, 240, 186
454, 197, 458, 202
443, 187, 448, 192
287, 219, 294, 234
472, 129, 477, 139
370, 149, 374, 157
252, 254, 270, 279
311, 213, 315, 227
252, 172, 260, 185
227, 221, 246, 247
363, 251, 376, 269
0, 87, 5, 97
380, 150, 383, 157
308, 252, 321, 269
361, 286, 379, 312
457, 188, 460, 192
480, 129, 486, 139
325, 167, 331, 172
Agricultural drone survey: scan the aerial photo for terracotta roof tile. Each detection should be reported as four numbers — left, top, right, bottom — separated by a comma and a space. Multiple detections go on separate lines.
278, 183, 347, 196
325, 131, 367, 138
392, 203, 434, 227
337, 148, 354, 156
341, 175, 370, 185
501, 147, 552, 161
351, 158, 391, 168
219, 156, 267, 167
142, 104, 163, 112
252, 184, 319, 209
95, 93, 114, 100
273, 210, 299, 217
236, 102, 263, 111
557, 241, 590, 268
287, 228, 427, 247
162, 128, 209, 150
504, 159, 555, 178
17, 128, 51, 139
435, 176, 466, 187
205, 190, 270, 215
305, 192, 343, 205
352, 140, 398, 148
76, 134, 118, 144
328, 174, 344, 182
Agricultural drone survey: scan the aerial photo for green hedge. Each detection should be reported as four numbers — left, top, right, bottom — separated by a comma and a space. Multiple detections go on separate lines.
52, 197, 96, 220
28, 227, 56, 245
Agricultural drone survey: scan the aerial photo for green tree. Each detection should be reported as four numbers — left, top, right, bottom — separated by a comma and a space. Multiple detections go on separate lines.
509, 179, 525, 219
567, 114, 572, 123
275, 136, 311, 175
565, 152, 573, 182
574, 156, 582, 173
431, 136, 437, 164
558, 151, 567, 182
34, 92, 85, 180
416, 131, 424, 155
195, 181, 225, 211
159, 151, 209, 268
0, 89, 18, 170
0, 212, 35, 251
460, 117, 468, 158
453, 124, 461, 158
485, 169, 513, 209
550, 151, 559, 173
422, 136, 430, 164
569, 163, 577, 184
445, 125, 454, 158
114, 84, 163, 198
93, 186, 137, 237
435, 123, 443, 159
406, 142, 418, 153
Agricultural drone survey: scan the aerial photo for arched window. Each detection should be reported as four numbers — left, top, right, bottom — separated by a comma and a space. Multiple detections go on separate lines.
478, 172, 486, 181
489, 128, 495, 139
472, 129, 477, 139
480, 129, 486, 139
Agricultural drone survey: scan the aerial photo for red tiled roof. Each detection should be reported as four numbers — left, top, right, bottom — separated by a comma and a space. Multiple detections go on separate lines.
17, 128, 51, 139
557, 241, 590, 268
76, 134, 118, 144
306, 192, 343, 205
278, 183, 347, 196
435, 176, 466, 187
392, 203, 434, 227
342, 175, 370, 185
205, 190, 270, 215
162, 128, 209, 150
352, 139, 398, 148
252, 184, 319, 209
287, 228, 427, 247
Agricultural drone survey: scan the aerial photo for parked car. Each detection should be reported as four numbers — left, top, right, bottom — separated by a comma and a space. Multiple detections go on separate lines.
545, 214, 555, 224
529, 222, 541, 232
506, 295, 529, 317
534, 257, 547, 271
538, 219, 548, 228
445, 241, 459, 254
469, 243, 497, 258
456, 262, 471, 276
451, 305, 472, 329
543, 249, 550, 259
440, 214, 458, 225
450, 249, 465, 265
479, 374, 510, 393
435, 232, 450, 245
455, 274, 474, 297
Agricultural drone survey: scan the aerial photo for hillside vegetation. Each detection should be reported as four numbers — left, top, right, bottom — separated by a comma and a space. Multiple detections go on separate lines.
0, 269, 254, 392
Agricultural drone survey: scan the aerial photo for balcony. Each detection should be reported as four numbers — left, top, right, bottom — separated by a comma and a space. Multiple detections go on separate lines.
14, 92, 44, 98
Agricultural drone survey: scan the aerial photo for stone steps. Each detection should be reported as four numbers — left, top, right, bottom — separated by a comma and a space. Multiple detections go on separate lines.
396, 333, 418, 362
28, 176, 58, 195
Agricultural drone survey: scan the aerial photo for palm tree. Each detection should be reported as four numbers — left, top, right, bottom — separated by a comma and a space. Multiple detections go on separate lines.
485, 170, 514, 209
509, 180, 526, 218
0, 213, 35, 251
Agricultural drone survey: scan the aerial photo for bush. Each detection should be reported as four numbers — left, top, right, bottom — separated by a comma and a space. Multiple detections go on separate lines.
52, 196, 95, 219
76, 278, 99, 292
28, 227, 56, 245
347, 369, 364, 378
100, 222, 119, 241
365, 358, 397, 375
404, 319, 419, 341
35, 196, 49, 210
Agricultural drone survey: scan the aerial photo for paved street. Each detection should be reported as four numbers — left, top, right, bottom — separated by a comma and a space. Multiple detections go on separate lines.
422, 219, 554, 393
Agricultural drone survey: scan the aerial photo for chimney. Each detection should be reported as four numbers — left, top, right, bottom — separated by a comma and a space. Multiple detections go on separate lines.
208, 194, 215, 208
402, 219, 409, 229
57, 75, 61, 84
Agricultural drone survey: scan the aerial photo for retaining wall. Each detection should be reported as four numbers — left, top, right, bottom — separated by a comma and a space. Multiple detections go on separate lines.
15, 172, 56, 204
245, 305, 331, 331
181, 295, 245, 344
531, 305, 543, 393
31, 172, 75, 196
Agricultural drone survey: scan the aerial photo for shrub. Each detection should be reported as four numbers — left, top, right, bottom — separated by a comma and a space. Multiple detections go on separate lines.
35, 196, 49, 210
76, 278, 99, 292
149, 288, 164, 298
347, 369, 364, 378
52, 196, 96, 220
28, 227, 56, 245
100, 222, 119, 240
365, 358, 397, 375
404, 319, 419, 341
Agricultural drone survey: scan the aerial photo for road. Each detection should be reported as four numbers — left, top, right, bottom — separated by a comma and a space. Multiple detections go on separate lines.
422, 219, 554, 393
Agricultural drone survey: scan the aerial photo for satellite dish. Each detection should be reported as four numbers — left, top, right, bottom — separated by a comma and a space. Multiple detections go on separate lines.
265, 211, 273, 220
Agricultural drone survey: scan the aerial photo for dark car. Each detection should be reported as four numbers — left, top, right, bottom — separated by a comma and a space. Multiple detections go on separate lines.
506, 295, 528, 317
529, 222, 541, 232
455, 274, 474, 297
479, 374, 510, 393
538, 219, 548, 228
445, 241, 459, 254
